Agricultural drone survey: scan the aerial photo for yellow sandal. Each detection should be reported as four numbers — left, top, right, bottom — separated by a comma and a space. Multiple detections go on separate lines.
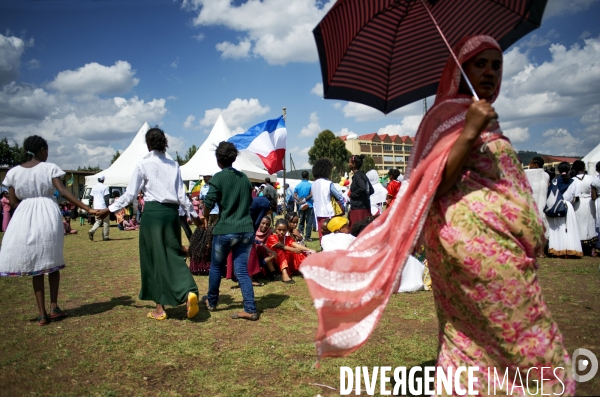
147, 311, 167, 320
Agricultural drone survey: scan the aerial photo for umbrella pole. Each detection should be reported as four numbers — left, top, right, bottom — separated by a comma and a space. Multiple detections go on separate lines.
418, 0, 479, 101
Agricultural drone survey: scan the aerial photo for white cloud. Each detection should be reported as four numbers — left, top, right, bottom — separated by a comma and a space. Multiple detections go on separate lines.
183, 114, 197, 130
191, 33, 205, 41
377, 115, 422, 136
310, 82, 323, 96
341, 98, 431, 122
47, 60, 139, 95
167, 95, 177, 100
521, 29, 559, 49
26, 59, 40, 70
171, 57, 179, 69
215, 39, 251, 60
544, 0, 599, 18
334, 127, 355, 137
540, 128, 584, 155
0, 34, 25, 86
504, 127, 530, 143
495, 36, 600, 138
184, 0, 335, 65
0, 81, 167, 169
199, 98, 270, 130
299, 112, 321, 137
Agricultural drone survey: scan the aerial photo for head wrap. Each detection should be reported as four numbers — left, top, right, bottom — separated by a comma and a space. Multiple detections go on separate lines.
327, 217, 348, 233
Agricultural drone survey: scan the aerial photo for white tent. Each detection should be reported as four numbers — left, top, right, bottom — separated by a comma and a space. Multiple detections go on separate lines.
180, 114, 275, 183
85, 122, 154, 187
582, 142, 600, 176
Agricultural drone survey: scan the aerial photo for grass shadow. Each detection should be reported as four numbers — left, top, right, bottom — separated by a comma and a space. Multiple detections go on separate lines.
65, 295, 136, 317
256, 293, 289, 311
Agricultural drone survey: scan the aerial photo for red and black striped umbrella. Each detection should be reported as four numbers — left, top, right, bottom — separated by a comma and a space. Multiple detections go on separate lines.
314, 0, 548, 114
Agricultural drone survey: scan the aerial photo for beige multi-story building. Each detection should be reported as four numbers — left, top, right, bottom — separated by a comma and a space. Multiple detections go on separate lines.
341, 133, 415, 176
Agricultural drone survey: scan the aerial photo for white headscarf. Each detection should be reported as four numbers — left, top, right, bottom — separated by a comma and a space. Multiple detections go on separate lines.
366, 170, 388, 206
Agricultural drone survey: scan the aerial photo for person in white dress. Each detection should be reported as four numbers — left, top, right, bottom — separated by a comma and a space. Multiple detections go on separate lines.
0, 135, 95, 326
592, 161, 600, 251
571, 160, 598, 256
366, 169, 388, 216
525, 157, 550, 252
547, 162, 582, 257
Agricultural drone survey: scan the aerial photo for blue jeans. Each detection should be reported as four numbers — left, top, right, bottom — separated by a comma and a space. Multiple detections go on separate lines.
298, 206, 314, 239
207, 232, 256, 313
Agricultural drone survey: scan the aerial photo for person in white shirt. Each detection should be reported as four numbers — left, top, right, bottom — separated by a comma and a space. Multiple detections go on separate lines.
97, 128, 201, 321
88, 175, 110, 241
321, 216, 356, 252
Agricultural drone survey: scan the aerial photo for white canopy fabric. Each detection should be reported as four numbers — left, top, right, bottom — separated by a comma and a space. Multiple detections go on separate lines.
180, 114, 275, 183
85, 122, 155, 187
582, 142, 600, 176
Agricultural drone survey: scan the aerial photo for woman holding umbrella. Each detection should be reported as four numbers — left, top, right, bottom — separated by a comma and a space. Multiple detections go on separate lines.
301, 36, 574, 395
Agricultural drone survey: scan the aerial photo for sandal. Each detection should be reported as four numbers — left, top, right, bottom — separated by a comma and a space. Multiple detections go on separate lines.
283, 279, 295, 284
231, 312, 259, 321
252, 281, 265, 287
50, 307, 67, 319
146, 311, 167, 320
187, 292, 199, 319
201, 295, 216, 312
37, 314, 50, 326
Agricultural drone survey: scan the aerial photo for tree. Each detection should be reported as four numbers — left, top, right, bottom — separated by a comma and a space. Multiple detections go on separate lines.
110, 151, 121, 165
77, 165, 102, 172
184, 145, 198, 163
308, 130, 352, 181
363, 155, 377, 173
175, 145, 198, 166
0, 137, 27, 167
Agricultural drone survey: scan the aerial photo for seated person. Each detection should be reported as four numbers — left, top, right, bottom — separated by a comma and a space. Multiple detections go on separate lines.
321, 217, 356, 252
63, 215, 78, 235
350, 216, 375, 237
123, 216, 140, 231
254, 216, 279, 280
188, 225, 214, 276
286, 212, 305, 245
266, 218, 316, 284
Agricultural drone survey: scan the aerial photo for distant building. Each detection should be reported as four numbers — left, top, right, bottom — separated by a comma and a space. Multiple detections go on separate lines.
341, 133, 415, 176
523, 156, 582, 171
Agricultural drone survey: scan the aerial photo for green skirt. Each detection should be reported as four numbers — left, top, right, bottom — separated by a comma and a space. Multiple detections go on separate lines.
139, 202, 198, 306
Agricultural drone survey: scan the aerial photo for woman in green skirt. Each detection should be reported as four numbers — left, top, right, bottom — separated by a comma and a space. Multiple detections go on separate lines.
97, 128, 201, 320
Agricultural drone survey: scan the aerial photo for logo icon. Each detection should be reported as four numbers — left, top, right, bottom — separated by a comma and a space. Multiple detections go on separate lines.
572, 348, 598, 383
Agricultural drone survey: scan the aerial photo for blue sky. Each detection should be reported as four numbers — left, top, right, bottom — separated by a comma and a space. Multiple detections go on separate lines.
0, 0, 599, 171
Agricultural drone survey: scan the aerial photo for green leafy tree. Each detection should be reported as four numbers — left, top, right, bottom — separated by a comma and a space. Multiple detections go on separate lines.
175, 151, 185, 166
363, 155, 377, 173
0, 137, 27, 166
307, 130, 352, 182
110, 151, 121, 165
184, 145, 198, 163
77, 165, 102, 172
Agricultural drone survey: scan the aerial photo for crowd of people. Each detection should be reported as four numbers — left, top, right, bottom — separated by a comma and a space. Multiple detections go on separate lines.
1, 34, 598, 395
526, 157, 599, 258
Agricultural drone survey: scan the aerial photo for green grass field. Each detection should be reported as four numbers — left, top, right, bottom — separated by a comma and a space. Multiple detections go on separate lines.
0, 221, 598, 396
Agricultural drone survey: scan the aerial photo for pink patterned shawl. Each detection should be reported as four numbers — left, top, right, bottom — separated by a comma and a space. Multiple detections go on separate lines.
300, 35, 505, 358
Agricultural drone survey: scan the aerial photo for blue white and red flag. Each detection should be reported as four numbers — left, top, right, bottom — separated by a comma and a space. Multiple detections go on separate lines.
227, 116, 286, 174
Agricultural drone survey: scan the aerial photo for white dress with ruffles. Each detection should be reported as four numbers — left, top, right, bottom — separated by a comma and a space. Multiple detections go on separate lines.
0, 163, 66, 276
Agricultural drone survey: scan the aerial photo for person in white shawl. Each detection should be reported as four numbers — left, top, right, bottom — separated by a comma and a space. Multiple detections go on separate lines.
366, 170, 388, 216
571, 160, 598, 256
592, 161, 600, 251
547, 162, 582, 257
321, 217, 356, 252
525, 157, 550, 244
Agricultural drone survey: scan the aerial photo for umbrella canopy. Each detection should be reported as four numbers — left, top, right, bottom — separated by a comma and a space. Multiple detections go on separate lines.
314, 0, 548, 114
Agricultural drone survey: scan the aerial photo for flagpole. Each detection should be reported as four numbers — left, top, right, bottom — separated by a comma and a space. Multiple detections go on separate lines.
282, 107, 287, 215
